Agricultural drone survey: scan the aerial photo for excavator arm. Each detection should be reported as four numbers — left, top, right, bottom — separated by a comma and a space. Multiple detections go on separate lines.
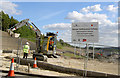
8, 19, 41, 53
8, 19, 41, 37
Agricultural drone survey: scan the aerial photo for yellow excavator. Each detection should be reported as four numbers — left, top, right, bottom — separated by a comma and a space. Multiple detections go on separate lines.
8, 19, 58, 61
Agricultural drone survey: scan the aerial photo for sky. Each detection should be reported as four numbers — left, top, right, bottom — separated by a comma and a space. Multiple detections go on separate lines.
0, 0, 119, 47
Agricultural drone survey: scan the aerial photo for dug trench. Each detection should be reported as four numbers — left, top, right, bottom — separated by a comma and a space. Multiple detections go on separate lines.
5, 56, 119, 78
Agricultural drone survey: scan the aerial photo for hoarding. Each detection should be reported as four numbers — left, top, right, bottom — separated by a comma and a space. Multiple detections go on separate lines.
72, 22, 98, 43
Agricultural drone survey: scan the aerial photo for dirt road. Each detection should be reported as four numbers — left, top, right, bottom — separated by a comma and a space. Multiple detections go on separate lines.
0, 53, 75, 76
47, 57, 118, 75
1, 52, 118, 76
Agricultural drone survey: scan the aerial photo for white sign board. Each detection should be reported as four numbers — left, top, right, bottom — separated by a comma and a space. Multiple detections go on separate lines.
72, 22, 98, 43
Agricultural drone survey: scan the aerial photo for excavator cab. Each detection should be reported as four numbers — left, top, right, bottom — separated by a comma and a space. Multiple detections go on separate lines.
42, 33, 57, 55
33, 32, 58, 61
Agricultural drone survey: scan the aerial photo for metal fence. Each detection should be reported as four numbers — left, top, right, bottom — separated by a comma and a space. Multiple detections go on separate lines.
1, 36, 36, 50
59, 42, 119, 76
1, 35, 119, 63
0, 35, 119, 76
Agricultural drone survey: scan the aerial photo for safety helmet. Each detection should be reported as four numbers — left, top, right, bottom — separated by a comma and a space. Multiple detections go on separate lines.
26, 42, 29, 45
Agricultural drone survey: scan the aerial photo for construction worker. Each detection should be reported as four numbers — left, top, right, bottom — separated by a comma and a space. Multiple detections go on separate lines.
23, 42, 30, 59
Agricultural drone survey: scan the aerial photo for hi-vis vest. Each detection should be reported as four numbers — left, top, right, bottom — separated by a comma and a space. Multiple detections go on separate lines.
23, 45, 29, 53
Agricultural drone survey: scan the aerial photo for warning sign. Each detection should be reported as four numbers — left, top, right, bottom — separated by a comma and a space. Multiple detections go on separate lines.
72, 22, 99, 43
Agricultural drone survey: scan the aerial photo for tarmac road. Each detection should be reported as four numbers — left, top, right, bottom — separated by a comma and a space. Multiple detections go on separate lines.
0, 70, 84, 78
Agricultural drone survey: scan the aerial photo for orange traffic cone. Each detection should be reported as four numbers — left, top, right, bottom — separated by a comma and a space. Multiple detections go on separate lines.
8, 58, 15, 76
33, 57, 38, 68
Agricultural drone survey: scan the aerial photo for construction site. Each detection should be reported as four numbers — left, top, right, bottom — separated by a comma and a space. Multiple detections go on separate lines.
0, 18, 119, 78
0, 1, 120, 78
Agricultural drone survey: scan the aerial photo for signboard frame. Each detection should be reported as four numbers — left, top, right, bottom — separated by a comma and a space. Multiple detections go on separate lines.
72, 22, 99, 43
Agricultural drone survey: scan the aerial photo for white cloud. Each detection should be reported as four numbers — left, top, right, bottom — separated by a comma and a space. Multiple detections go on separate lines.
42, 4, 118, 47
0, 1, 21, 15
65, 11, 117, 27
81, 4, 102, 13
43, 23, 71, 30
106, 5, 118, 12
65, 11, 118, 46
99, 36, 118, 47
58, 30, 71, 42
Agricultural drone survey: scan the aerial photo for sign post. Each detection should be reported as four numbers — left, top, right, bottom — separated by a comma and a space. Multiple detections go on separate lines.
71, 22, 98, 77
85, 43, 89, 77
93, 43, 95, 59
79, 44, 81, 56
74, 43, 76, 57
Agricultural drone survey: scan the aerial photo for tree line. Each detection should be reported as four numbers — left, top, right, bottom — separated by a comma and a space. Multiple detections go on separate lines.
0, 11, 19, 31
0, 11, 36, 38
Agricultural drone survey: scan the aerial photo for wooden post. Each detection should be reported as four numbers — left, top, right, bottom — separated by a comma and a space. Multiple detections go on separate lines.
28, 63, 30, 73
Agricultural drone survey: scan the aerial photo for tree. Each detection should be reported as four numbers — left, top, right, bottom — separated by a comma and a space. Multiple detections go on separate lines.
1, 11, 10, 31
14, 25, 36, 38
59, 39, 65, 46
1, 11, 19, 31
0, 11, 2, 30
0, 11, 36, 42
9, 16, 19, 28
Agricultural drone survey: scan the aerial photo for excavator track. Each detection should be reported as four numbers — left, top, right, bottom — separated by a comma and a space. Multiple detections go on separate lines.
33, 53, 47, 62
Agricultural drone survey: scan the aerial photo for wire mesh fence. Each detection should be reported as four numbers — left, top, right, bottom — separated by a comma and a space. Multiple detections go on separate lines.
59, 42, 119, 63
1, 35, 119, 63
1, 36, 36, 50
56, 42, 119, 76
0, 35, 119, 76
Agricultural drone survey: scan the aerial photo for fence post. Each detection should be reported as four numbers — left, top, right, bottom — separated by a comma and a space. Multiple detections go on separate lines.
83, 43, 89, 77
28, 63, 30, 73
16, 38, 20, 69
93, 43, 95, 59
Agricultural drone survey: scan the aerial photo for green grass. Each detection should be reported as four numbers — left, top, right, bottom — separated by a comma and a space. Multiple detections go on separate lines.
62, 47, 74, 52
63, 52, 83, 58
56, 41, 63, 49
